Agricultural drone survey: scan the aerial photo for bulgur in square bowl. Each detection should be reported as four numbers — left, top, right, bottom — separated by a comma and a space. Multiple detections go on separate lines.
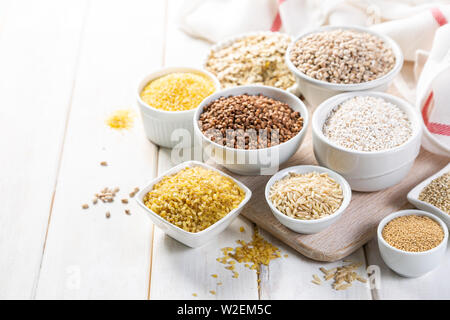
135, 160, 252, 248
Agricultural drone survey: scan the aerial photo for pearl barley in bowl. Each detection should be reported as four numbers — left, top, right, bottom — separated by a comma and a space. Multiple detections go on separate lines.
312, 92, 422, 192
285, 26, 403, 106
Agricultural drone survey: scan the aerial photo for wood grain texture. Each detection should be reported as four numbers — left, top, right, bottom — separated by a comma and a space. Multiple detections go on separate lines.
227, 128, 449, 261
34, 0, 164, 299
0, 0, 87, 299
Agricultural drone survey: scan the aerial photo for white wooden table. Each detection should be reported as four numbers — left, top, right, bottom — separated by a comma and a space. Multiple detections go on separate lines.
1, 0, 449, 300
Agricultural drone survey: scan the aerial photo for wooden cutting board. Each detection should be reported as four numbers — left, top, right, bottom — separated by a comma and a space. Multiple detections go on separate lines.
223, 127, 449, 262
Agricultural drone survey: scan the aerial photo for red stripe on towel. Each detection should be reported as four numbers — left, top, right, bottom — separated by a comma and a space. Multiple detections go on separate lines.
431, 7, 448, 26
422, 91, 450, 136
270, 0, 286, 32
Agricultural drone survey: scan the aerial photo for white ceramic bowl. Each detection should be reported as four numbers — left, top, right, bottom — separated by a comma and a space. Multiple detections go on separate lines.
203, 31, 299, 95
193, 85, 309, 175
377, 210, 448, 278
137, 67, 221, 148
135, 161, 252, 248
407, 163, 450, 228
285, 25, 403, 107
312, 91, 422, 192
265, 165, 352, 234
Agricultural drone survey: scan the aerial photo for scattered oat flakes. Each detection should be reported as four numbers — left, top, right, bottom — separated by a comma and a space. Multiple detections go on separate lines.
209, 290, 216, 295
105, 212, 111, 219
125, 209, 131, 215
100, 161, 108, 166
81, 204, 89, 209
121, 199, 128, 204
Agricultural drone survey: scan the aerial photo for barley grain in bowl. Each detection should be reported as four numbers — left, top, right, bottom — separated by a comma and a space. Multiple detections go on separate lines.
286, 26, 403, 106
204, 32, 296, 92
137, 67, 220, 148
407, 163, 450, 228
194, 85, 309, 175
377, 210, 448, 278
312, 92, 422, 192
265, 165, 351, 234
135, 161, 251, 248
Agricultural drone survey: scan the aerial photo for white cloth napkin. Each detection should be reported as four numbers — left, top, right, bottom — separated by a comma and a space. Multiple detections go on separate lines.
179, 0, 450, 155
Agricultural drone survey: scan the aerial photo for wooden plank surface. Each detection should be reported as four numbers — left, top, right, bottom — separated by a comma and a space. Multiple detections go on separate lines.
149, 0, 259, 300
0, 0, 87, 299
237, 134, 448, 261
34, 0, 164, 299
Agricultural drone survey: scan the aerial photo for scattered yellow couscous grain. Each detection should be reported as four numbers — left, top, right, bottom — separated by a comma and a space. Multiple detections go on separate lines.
239, 226, 245, 233
143, 166, 245, 233
217, 227, 281, 274
106, 109, 134, 129
140, 72, 216, 111
211, 274, 218, 278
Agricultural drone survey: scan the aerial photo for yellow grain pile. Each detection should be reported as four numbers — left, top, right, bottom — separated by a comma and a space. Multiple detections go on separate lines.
144, 166, 245, 233
140, 72, 216, 111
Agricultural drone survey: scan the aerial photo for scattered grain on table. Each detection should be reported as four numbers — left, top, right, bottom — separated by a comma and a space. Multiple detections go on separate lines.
217, 226, 281, 275
106, 109, 134, 130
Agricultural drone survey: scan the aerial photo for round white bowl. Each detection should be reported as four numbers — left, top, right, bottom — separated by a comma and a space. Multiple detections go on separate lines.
265, 165, 352, 234
135, 161, 252, 248
312, 91, 422, 192
203, 31, 299, 95
193, 85, 309, 175
137, 67, 221, 148
377, 210, 448, 278
285, 25, 404, 107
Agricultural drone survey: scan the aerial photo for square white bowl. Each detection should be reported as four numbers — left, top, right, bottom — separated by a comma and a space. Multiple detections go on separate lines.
407, 162, 450, 228
135, 160, 252, 248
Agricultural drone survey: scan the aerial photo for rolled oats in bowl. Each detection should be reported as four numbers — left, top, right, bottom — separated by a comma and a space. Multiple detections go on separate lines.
322, 96, 412, 152
289, 29, 396, 84
205, 33, 295, 90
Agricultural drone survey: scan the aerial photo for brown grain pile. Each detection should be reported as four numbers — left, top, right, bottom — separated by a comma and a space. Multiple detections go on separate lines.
199, 94, 303, 149
382, 215, 444, 252
419, 172, 450, 214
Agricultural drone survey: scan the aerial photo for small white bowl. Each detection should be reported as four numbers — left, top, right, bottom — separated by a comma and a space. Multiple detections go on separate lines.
312, 91, 422, 192
407, 163, 450, 228
377, 210, 448, 278
265, 165, 352, 234
285, 25, 403, 107
193, 85, 309, 175
137, 67, 221, 148
203, 31, 299, 95
135, 160, 252, 248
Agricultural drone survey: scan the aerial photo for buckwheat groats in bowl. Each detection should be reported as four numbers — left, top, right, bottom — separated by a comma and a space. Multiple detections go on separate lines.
289, 29, 396, 84
205, 33, 295, 90
198, 94, 303, 149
